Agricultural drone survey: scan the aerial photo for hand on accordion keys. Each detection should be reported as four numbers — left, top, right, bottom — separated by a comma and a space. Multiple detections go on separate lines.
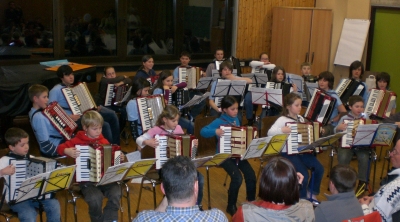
336, 122, 348, 132
143, 138, 159, 149
281, 126, 291, 134
64, 147, 81, 158
216, 129, 225, 137
0, 164, 16, 176
69, 114, 81, 122
192, 139, 198, 147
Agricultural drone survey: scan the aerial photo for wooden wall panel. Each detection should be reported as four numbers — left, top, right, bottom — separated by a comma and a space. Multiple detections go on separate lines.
236, 0, 315, 61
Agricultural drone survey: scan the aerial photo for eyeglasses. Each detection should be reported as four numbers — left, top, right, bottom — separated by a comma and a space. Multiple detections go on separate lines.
389, 148, 399, 155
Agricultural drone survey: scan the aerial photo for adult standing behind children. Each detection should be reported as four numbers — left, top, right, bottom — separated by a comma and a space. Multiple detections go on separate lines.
205, 48, 225, 77
314, 164, 364, 222
0, 128, 61, 222
28, 84, 64, 157
48, 65, 120, 145
56, 111, 122, 222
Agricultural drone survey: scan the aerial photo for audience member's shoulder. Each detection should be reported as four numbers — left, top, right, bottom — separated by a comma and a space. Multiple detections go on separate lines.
133, 210, 162, 222
206, 208, 229, 221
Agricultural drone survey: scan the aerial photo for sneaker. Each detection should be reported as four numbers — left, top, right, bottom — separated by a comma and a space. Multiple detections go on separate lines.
226, 205, 237, 216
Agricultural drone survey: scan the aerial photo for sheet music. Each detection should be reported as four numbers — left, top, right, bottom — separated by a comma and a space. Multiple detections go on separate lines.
125, 159, 157, 180
264, 134, 289, 155
249, 87, 283, 106
97, 162, 132, 186
126, 151, 141, 162
179, 92, 210, 109
305, 82, 318, 98
203, 153, 232, 167
241, 137, 270, 160
299, 133, 345, 152
352, 124, 379, 146
119, 86, 132, 104
213, 80, 247, 97
196, 77, 218, 90
15, 172, 49, 203
286, 73, 303, 94
192, 156, 213, 168
241, 73, 269, 86
42, 165, 76, 194
372, 124, 397, 146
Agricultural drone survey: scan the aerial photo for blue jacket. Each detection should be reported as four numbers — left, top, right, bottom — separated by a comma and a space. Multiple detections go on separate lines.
200, 113, 240, 153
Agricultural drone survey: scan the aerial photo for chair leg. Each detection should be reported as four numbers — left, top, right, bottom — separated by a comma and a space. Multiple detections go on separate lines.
135, 177, 146, 213
152, 181, 157, 209
122, 182, 132, 221
257, 158, 264, 182
206, 166, 211, 210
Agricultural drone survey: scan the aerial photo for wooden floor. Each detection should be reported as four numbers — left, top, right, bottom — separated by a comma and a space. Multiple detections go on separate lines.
3, 116, 393, 222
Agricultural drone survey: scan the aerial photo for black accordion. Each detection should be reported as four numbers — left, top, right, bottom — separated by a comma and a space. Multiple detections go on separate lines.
304, 89, 336, 125
335, 79, 365, 106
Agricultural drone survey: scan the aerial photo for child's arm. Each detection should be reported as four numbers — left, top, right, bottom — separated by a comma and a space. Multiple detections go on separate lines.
136, 132, 158, 150
334, 115, 348, 133
0, 165, 15, 176
57, 139, 77, 157
331, 104, 347, 123
267, 117, 291, 136
200, 119, 222, 138
31, 114, 61, 157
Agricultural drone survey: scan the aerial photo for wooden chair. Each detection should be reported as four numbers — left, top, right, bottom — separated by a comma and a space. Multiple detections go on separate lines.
342, 211, 382, 222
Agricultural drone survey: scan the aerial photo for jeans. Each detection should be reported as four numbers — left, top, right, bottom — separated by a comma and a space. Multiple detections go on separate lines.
243, 91, 257, 120
105, 105, 127, 133
179, 117, 194, 134
281, 152, 324, 198
220, 158, 256, 206
99, 106, 121, 145
337, 148, 370, 181
80, 182, 121, 222
9, 198, 61, 222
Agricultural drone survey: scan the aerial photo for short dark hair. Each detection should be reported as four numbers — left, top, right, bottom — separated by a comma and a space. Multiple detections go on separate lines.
318, 71, 334, 90
301, 62, 311, 68
258, 156, 299, 205
271, 66, 286, 82
56, 65, 73, 79
282, 93, 302, 116
215, 47, 224, 55
180, 51, 191, 59
5, 128, 29, 147
28, 84, 48, 102
330, 164, 357, 193
218, 61, 233, 76
348, 95, 364, 107
376, 72, 390, 89
349, 60, 364, 79
220, 95, 238, 110
131, 77, 150, 98
161, 156, 197, 204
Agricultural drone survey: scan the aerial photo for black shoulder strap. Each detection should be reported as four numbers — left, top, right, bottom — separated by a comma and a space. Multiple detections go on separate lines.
30, 109, 43, 122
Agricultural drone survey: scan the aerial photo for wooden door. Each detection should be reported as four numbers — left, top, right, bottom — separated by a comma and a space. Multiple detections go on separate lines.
309, 9, 332, 76
286, 8, 313, 74
271, 7, 292, 69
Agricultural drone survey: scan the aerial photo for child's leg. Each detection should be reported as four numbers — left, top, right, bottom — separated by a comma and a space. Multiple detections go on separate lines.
220, 159, 243, 207
282, 153, 309, 198
41, 198, 61, 222
178, 116, 194, 134
80, 182, 105, 222
100, 182, 121, 222
9, 200, 38, 222
355, 149, 370, 182
299, 153, 324, 196
196, 171, 204, 205
238, 159, 256, 201
99, 106, 121, 145
337, 147, 354, 165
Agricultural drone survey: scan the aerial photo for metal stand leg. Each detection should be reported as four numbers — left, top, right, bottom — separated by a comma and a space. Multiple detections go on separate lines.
371, 151, 377, 193
223, 174, 228, 186
121, 182, 131, 221
152, 180, 157, 209
206, 166, 211, 210
135, 178, 145, 213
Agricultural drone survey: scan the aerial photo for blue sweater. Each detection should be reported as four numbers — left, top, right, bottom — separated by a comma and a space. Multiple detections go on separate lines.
200, 113, 240, 154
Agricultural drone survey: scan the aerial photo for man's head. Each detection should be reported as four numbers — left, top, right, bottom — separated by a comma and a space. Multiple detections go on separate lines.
161, 156, 198, 205
329, 164, 357, 194
56, 65, 74, 86
390, 139, 400, 168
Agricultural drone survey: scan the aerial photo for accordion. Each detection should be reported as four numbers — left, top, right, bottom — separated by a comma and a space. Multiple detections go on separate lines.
286, 122, 320, 155
8, 156, 57, 202
165, 88, 190, 107
265, 82, 292, 94
178, 67, 201, 89
304, 89, 336, 125
335, 79, 365, 106
365, 89, 397, 118
105, 84, 130, 106
62, 82, 97, 115
137, 95, 165, 132
43, 101, 77, 140
75, 144, 121, 182
341, 118, 377, 148
219, 126, 257, 157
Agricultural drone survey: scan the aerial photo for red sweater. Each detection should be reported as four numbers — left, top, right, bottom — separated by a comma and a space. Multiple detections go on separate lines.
57, 131, 109, 156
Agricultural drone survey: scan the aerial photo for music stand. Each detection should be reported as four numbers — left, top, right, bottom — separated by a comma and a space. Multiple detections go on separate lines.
198, 153, 231, 209
211, 69, 238, 77
213, 79, 247, 101
195, 77, 218, 90
241, 73, 268, 90
286, 73, 304, 95
256, 134, 289, 181
250, 87, 283, 107
179, 92, 210, 110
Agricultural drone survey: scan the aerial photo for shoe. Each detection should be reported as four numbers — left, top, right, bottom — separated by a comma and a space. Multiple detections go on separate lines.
198, 205, 203, 211
355, 181, 367, 198
226, 205, 237, 216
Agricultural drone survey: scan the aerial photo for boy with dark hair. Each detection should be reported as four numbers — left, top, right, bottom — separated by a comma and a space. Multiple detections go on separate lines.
314, 164, 363, 222
205, 48, 225, 77
0, 127, 61, 222
49, 64, 120, 145
28, 84, 64, 157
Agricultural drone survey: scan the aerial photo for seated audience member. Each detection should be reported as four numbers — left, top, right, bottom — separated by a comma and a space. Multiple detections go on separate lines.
133, 156, 228, 222
232, 156, 314, 222
314, 164, 364, 222
359, 138, 400, 222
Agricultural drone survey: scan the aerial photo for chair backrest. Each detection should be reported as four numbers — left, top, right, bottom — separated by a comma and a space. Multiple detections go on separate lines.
261, 116, 279, 138
342, 211, 382, 222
